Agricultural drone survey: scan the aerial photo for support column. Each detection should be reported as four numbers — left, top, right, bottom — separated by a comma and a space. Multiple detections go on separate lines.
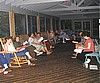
45, 17, 46, 31
98, 19, 100, 54
59, 19, 61, 30
50, 17, 53, 31
99, 19, 100, 39
9, 8, 15, 36
55, 19, 56, 31
37, 14, 40, 32
26, 15, 28, 34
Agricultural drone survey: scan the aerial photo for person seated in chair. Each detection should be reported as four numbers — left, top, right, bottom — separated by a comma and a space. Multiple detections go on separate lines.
28, 33, 43, 56
72, 31, 85, 58
76, 31, 95, 62
4, 37, 35, 66
0, 52, 13, 76
28, 32, 52, 55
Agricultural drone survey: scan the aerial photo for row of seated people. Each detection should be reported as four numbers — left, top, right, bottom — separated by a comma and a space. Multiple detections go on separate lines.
28, 32, 52, 55
72, 31, 95, 67
0, 37, 36, 76
0, 32, 54, 76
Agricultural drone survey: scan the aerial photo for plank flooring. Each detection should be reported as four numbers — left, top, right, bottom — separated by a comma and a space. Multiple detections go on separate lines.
0, 41, 99, 83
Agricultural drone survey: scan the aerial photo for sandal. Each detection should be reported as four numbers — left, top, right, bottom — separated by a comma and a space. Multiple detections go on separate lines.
29, 58, 37, 61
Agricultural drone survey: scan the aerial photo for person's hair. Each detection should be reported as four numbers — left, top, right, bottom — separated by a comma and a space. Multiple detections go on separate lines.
37, 32, 41, 35
79, 31, 82, 33
16, 36, 20, 38
5, 37, 12, 42
82, 31, 90, 37
28, 33, 34, 37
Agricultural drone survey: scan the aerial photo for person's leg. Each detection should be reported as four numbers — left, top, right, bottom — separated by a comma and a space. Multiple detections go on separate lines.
26, 45, 37, 57
62, 37, 66, 43
44, 47, 52, 55
72, 52, 78, 58
16, 51, 28, 60
5, 53, 14, 65
19, 48, 36, 60
16, 51, 35, 65
0, 54, 8, 69
0, 54, 9, 73
77, 52, 92, 62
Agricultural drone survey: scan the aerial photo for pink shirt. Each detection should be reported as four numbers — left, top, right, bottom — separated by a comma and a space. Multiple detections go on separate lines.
84, 38, 95, 52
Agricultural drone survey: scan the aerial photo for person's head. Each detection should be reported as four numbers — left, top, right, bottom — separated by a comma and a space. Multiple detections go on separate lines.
79, 31, 82, 36
82, 31, 90, 39
28, 33, 35, 38
37, 32, 41, 38
15, 36, 20, 42
5, 37, 13, 44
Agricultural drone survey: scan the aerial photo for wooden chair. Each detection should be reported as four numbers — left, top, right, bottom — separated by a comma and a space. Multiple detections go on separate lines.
0, 38, 28, 68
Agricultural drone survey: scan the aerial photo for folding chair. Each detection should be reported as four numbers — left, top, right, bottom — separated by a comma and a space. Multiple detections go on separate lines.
0, 38, 28, 68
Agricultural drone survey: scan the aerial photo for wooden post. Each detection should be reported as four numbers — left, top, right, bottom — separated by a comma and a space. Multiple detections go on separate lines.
37, 15, 40, 32
9, 7, 15, 36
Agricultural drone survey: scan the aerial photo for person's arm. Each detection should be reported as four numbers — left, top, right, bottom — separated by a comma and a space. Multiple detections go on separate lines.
84, 43, 91, 49
83, 43, 91, 52
14, 42, 18, 48
3, 44, 8, 53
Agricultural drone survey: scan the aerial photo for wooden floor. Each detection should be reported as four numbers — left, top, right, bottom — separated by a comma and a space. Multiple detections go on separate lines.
0, 41, 99, 83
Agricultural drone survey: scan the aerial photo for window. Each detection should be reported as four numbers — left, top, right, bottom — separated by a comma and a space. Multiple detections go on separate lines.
92, 19, 99, 39
0, 11, 10, 37
74, 22, 81, 30
83, 21, 90, 31
14, 13, 27, 35
40, 17, 45, 32
28, 15, 37, 33
52, 19, 55, 31
46, 18, 50, 31
55, 19, 59, 30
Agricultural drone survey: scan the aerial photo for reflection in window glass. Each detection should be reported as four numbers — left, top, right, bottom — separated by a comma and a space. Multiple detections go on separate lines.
61, 20, 65, 30
65, 20, 72, 30
93, 19, 99, 38
55, 20, 59, 30
83, 21, 90, 31
74, 22, 81, 30
28, 15, 37, 33
40, 17, 45, 32
52, 19, 55, 31
0, 11, 10, 37
15, 13, 27, 35
46, 18, 50, 31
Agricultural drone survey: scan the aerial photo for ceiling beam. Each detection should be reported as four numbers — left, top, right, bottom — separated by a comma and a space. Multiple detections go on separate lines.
11, 0, 64, 6
5, 0, 14, 5
11, 0, 23, 6
77, 0, 85, 7
53, 11, 99, 16
0, 0, 5, 4
58, 4, 70, 8
42, 6, 100, 12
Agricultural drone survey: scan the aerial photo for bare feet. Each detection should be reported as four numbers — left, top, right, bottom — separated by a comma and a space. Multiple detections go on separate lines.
47, 52, 52, 55
29, 58, 37, 61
